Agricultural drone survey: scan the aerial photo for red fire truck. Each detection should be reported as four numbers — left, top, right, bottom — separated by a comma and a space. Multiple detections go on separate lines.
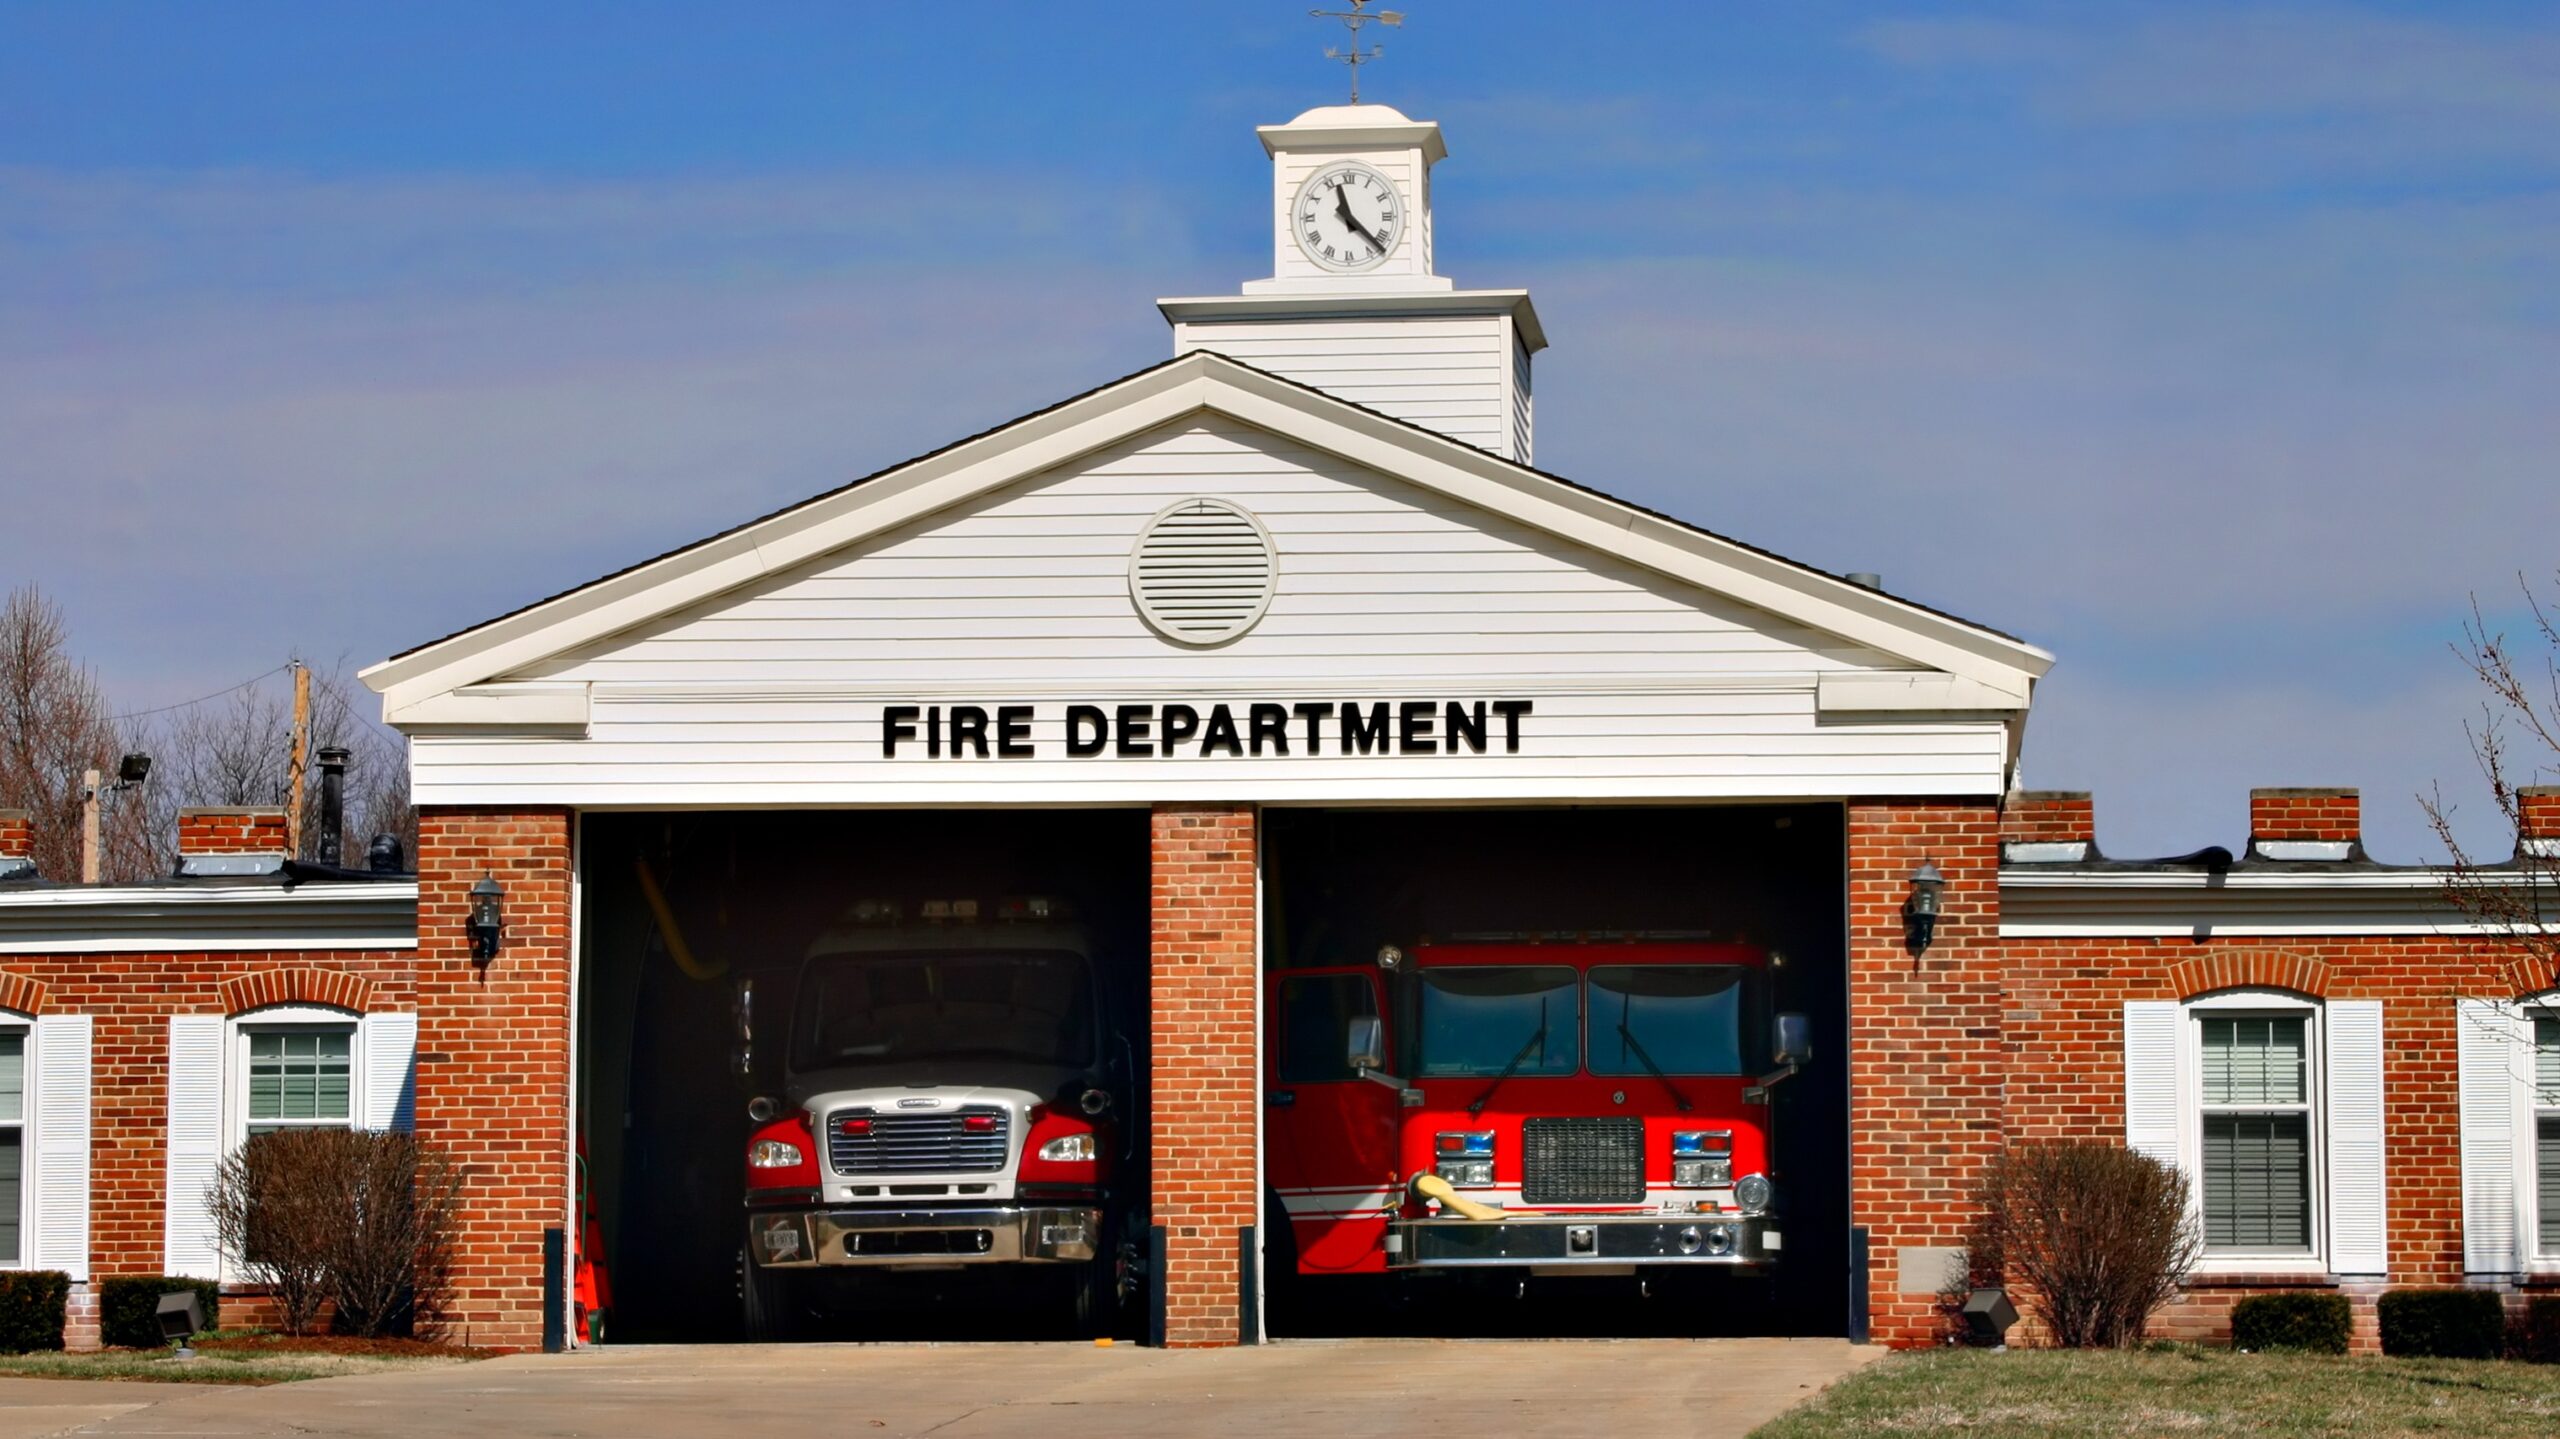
734, 897, 1138, 1339
1266, 937, 1807, 1285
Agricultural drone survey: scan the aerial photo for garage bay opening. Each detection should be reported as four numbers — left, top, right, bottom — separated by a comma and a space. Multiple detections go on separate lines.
1261, 805, 1849, 1340
577, 811, 1149, 1342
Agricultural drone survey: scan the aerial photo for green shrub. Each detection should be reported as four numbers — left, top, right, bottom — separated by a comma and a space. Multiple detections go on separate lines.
2230, 1292, 2351, 1354
0, 1271, 70, 1353
2377, 1288, 2505, 1359
97, 1276, 222, 1350
2526, 1295, 2560, 1365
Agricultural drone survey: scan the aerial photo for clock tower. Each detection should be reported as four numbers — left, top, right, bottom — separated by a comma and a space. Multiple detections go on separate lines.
1159, 103, 1546, 465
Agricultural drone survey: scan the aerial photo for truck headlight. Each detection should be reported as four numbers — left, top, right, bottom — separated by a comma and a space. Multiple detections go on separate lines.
1734, 1173, 1774, 1215
1435, 1159, 1495, 1188
1038, 1133, 1098, 1163
747, 1139, 804, 1169
1672, 1157, 1731, 1188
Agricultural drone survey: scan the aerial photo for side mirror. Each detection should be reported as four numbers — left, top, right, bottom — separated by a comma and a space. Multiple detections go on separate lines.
1773, 1012, 1812, 1069
1346, 1014, 1386, 1073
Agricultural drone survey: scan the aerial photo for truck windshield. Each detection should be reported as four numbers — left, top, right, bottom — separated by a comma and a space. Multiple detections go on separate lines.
1417, 966, 1581, 1078
1587, 965, 1748, 1077
791, 950, 1094, 1071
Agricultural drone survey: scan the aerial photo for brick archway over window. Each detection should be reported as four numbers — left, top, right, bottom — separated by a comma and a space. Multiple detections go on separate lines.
219, 968, 376, 1016
2167, 952, 2332, 1001
0, 973, 47, 1016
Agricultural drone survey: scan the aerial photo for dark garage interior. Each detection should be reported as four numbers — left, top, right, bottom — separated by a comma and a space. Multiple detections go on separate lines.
577, 809, 1151, 1342
1259, 804, 1851, 1340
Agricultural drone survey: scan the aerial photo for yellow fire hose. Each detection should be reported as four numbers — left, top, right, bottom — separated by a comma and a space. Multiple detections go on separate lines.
634, 857, 727, 981
1410, 1171, 1542, 1221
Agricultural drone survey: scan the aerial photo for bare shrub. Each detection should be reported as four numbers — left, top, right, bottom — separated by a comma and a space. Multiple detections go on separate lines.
1961, 1141, 2199, 1348
206, 1129, 464, 1339
206, 1131, 342, 1334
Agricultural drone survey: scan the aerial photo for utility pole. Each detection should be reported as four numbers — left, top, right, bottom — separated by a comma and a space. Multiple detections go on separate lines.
80, 769, 101, 884
286, 660, 310, 860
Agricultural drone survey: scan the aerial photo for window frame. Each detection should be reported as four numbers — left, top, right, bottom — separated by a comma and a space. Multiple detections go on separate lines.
2180, 989, 2326, 1275
2525, 1002, 2560, 1270
223, 1005, 364, 1154
0, 1021, 29, 1271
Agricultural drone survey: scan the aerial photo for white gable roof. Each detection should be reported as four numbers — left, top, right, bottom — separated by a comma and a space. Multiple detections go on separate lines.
362, 351, 2049, 729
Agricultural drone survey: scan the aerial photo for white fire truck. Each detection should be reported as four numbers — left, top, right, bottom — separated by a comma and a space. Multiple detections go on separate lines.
734, 896, 1138, 1338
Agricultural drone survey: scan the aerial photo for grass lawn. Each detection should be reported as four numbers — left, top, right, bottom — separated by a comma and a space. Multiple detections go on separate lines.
0, 1332, 492, 1386
1752, 1346, 2560, 1438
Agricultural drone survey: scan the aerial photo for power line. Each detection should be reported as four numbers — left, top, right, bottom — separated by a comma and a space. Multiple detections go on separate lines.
108, 663, 294, 723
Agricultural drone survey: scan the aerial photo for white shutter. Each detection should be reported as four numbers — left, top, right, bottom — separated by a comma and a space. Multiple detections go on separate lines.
2457, 998, 2525, 1275
2323, 1000, 2387, 1276
2123, 1001, 2184, 1170
164, 1016, 225, 1279
360, 1012, 417, 1133
30, 1016, 92, 1280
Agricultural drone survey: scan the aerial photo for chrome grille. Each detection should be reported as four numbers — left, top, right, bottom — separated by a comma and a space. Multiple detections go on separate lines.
826, 1106, 1011, 1175
1521, 1117, 1646, 1205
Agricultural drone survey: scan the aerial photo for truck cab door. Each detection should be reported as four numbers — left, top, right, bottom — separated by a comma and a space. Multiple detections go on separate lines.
1265, 968, 1400, 1275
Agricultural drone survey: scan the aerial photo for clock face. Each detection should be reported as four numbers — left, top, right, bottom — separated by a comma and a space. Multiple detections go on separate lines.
1292, 161, 1405, 273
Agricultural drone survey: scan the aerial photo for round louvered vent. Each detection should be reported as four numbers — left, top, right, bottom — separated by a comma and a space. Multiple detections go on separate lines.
1128, 498, 1277, 646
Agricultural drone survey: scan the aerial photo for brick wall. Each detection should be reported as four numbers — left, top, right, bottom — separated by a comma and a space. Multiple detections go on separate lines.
2001, 930, 2516, 1350
2000, 791, 2093, 846
0, 810, 29, 861
1848, 798, 2003, 1347
1148, 804, 1257, 1347
176, 808, 289, 856
2248, 787, 2360, 844
413, 807, 573, 1352
0, 947, 414, 1348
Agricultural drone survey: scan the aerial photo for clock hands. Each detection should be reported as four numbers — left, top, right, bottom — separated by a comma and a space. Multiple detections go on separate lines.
1333, 184, 1386, 252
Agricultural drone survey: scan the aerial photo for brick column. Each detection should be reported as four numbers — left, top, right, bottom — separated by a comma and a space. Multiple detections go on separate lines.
1848, 798, 2002, 1347
1148, 803, 1257, 1347
414, 807, 573, 1351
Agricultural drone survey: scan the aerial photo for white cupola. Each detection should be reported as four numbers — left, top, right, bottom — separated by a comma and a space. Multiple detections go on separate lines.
1159, 103, 1547, 465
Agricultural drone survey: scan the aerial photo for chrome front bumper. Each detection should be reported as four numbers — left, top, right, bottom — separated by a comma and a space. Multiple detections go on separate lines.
747, 1205, 1103, 1269
1388, 1213, 1778, 1269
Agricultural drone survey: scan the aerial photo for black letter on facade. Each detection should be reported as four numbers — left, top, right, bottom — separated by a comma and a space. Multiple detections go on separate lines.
928, 705, 942, 758
883, 706, 920, 757
1445, 701, 1487, 754
1493, 699, 1534, 753
1293, 702, 1335, 755
996, 705, 1035, 759
1249, 703, 1290, 756
1159, 704, 1201, 757
1066, 705, 1109, 758
1398, 700, 1436, 755
1115, 705, 1153, 758
950, 705, 991, 758
1201, 704, 1243, 757
1341, 702, 1390, 754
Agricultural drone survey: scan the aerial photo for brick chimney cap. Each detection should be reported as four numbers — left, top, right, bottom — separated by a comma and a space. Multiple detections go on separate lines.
2517, 786, 2560, 798
2014, 790, 2092, 803
0, 810, 26, 822
176, 806, 290, 818
2249, 786, 2360, 799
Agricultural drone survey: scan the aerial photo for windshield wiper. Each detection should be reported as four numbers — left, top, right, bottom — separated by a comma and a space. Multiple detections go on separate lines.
1615, 1003, 1694, 1113
1468, 998, 1549, 1117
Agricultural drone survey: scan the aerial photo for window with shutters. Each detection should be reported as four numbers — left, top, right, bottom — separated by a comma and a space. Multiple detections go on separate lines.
2176, 991, 2325, 1270
0, 1030, 22, 1266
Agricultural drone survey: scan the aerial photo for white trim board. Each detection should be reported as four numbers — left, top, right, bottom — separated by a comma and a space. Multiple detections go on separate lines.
0, 882, 418, 954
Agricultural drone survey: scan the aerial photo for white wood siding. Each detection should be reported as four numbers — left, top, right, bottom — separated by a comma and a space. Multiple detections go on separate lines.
1177, 317, 1516, 460
418, 416, 2005, 806
1509, 324, 1533, 467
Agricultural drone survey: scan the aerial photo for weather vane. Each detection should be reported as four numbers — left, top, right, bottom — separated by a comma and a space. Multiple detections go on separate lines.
1310, 1, 1403, 104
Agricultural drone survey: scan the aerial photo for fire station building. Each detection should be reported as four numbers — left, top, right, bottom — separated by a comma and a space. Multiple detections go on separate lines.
2, 104, 2556, 1353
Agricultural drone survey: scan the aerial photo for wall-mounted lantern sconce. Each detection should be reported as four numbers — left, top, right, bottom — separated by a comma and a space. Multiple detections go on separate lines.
467, 875, 504, 968
1903, 860, 1945, 955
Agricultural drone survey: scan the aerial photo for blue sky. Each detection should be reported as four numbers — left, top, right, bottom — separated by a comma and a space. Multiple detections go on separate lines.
4, 2, 2555, 858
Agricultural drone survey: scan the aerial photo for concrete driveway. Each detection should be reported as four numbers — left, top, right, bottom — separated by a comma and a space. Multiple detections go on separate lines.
0, 1339, 1879, 1438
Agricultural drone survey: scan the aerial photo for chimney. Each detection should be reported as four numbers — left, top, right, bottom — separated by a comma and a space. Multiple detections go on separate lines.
2001, 790, 2095, 863
0, 810, 31, 881
314, 746, 351, 868
2517, 786, 2560, 860
2248, 787, 2360, 862
176, 807, 290, 877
